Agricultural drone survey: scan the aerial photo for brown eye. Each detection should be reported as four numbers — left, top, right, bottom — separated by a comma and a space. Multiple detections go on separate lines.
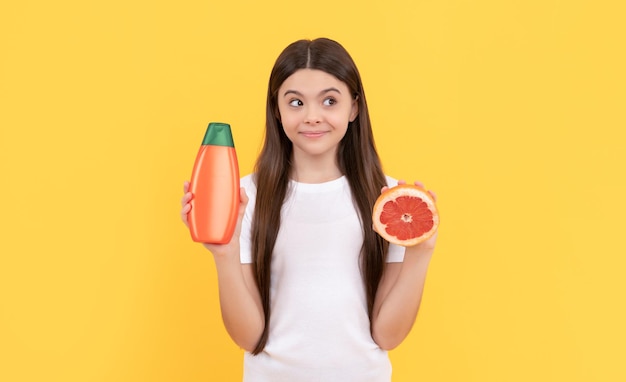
289, 99, 303, 107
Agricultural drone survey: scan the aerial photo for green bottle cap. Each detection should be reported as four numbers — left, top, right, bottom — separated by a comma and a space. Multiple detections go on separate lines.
201, 122, 234, 147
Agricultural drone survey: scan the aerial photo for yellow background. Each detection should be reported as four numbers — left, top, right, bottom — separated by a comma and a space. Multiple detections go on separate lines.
1, 0, 625, 381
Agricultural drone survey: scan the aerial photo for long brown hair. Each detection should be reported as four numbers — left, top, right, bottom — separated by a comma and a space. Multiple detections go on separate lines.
250, 38, 389, 354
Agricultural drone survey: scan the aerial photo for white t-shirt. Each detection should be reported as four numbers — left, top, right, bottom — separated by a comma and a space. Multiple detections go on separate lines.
239, 174, 405, 382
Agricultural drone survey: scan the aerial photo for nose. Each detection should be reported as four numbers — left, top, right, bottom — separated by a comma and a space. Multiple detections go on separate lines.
304, 105, 322, 124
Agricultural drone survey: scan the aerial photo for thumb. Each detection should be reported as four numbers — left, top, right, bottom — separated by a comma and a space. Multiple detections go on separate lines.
231, 187, 249, 237
239, 187, 249, 216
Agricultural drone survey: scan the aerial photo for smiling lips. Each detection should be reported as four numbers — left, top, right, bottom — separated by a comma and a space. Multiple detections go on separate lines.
300, 131, 327, 138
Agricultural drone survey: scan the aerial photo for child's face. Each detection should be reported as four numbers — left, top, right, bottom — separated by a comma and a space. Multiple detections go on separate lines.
277, 69, 358, 162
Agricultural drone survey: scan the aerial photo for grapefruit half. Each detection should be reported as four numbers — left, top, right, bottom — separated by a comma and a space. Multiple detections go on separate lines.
372, 184, 439, 246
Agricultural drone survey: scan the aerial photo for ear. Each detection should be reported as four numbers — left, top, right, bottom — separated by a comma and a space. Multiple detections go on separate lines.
349, 95, 359, 122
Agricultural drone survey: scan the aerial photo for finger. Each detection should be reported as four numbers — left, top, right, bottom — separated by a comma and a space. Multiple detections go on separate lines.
180, 203, 191, 226
180, 192, 193, 207
240, 187, 249, 204
428, 190, 437, 202
183, 181, 190, 193
238, 187, 249, 217
397, 179, 407, 186
413, 180, 425, 189
231, 188, 250, 237
380, 186, 389, 193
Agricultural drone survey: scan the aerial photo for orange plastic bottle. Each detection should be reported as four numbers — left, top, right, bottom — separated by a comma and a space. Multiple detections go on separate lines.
188, 122, 240, 244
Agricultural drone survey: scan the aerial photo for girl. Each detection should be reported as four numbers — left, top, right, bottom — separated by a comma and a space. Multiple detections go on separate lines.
180, 38, 438, 382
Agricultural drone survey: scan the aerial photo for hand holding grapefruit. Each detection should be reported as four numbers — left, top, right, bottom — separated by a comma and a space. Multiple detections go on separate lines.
372, 183, 439, 247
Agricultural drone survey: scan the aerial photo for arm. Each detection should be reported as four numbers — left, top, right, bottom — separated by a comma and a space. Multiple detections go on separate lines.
212, 258, 264, 352
181, 183, 264, 351
371, 180, 438, 350
371, 241, 435, 350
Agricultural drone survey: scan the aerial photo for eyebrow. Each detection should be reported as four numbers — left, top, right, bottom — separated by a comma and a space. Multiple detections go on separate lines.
282, 87, 342, 97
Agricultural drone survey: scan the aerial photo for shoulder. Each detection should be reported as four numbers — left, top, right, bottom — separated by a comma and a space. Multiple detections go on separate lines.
240, 173, 257, 195
240, 174, 258, 216
384, 174, 399, 188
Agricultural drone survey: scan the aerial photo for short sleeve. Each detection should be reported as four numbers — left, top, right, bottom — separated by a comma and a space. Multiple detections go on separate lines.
239, 210, 253, 264
239, 175, 256, 264
386, 243, 406, 262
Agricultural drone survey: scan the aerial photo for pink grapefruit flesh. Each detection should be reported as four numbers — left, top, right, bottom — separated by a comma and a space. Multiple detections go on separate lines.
373, 184, 439, 246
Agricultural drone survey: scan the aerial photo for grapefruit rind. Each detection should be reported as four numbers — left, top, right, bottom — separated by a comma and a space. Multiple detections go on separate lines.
372, 184, 439, 247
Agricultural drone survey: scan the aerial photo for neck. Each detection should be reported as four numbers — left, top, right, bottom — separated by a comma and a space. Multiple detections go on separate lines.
290, 150, 343, 184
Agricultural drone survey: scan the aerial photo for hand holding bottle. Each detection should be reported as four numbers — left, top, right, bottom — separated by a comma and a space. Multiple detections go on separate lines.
181, 181, 249, 257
